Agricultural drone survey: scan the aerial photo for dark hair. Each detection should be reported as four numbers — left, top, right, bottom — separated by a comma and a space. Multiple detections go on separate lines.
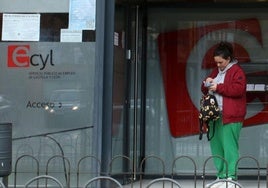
213, 41, 234, 61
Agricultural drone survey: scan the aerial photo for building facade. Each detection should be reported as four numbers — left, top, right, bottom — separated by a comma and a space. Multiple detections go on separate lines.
0, 0, 267, 187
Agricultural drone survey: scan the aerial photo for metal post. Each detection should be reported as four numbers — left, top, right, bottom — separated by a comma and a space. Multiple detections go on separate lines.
132, 5, 139, 181
96, 0, 115, 175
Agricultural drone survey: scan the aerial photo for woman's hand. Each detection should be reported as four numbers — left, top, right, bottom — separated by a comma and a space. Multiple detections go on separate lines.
209, 83, 217, 92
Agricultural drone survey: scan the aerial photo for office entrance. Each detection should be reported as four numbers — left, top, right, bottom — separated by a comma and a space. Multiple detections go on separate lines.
113, 0, 268, 178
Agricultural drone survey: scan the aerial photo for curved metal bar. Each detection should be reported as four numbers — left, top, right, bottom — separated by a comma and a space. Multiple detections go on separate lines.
235, 156, 260, 188
14, 154, 39, 188
46, 155, 71, 188
77, 155, 101, 188
24, 175, 64, 188
0, 181, 6, 188
109, 155, 133, 187
139, 155, 165, 188
44, 135, 67, 180
83, 176, 123, 188
145, 177, 183, 188
109, 155, 133, 174
172, 155, 197, 188
206, 178, 244, 188
203, 155, 228, 188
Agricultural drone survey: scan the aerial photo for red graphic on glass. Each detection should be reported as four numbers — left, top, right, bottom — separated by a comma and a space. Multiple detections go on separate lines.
158, 18, 267, 137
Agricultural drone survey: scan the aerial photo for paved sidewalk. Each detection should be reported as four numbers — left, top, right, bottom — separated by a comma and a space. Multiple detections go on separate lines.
124, 179, 267, 188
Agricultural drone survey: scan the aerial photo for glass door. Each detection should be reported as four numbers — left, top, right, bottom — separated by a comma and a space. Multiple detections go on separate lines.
112, 2, 146, 180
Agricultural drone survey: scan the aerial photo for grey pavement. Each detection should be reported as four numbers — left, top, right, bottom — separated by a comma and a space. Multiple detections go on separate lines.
124, 179, 267, 188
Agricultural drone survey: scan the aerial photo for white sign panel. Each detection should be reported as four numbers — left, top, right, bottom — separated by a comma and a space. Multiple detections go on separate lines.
60, 29, 82, 42
69, 0, 96, 30
2, 14, 40, 41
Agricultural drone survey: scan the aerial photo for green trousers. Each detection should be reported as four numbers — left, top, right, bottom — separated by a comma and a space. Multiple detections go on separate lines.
209, 118, 242, 180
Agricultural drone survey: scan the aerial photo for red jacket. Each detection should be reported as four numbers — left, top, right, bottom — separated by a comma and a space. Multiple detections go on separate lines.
201, 64, 247, 124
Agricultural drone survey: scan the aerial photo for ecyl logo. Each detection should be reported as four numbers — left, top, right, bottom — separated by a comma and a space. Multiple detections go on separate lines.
8, 45, 55, 70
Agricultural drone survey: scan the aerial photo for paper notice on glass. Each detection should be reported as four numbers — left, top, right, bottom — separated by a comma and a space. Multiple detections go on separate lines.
2, 14, 40, 41
246, 84, 255, 91
69, 0, 96, 30
254, 84, 265, 91
114, 32, 119, 46
60, 29, 82, 42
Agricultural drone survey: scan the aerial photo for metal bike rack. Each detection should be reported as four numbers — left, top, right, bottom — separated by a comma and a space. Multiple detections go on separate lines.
139, 155, 165, 188
235, 156, 260, 188
206, 178, 244, 188
77, 155, 101, 188
145, 177, 183, 188
109, 155, 134, 187
14, 154, 39, 188
172, 155, 197, 188
0, 181, 6, 188
83, 176, 123, 188
46, 155, 70, 188
24, 175, 64, 188
203, 155, 228, 188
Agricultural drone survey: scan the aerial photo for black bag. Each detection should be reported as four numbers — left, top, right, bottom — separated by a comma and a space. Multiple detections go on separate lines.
199, 94, 220, 141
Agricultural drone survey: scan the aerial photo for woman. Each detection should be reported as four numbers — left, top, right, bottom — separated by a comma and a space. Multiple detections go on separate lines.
201, 41, 247, 182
